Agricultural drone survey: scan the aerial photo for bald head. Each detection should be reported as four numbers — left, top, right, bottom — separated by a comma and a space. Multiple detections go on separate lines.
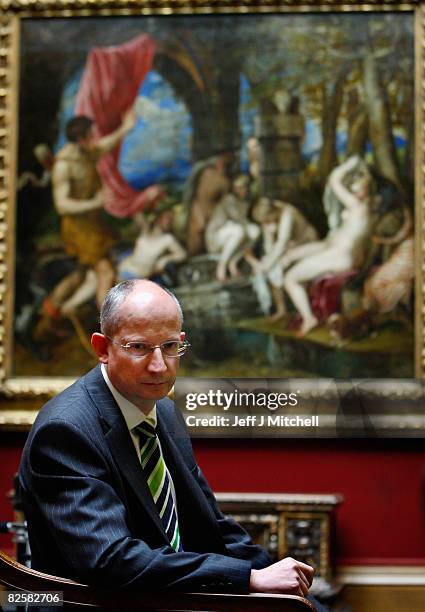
100, 280, 183, 338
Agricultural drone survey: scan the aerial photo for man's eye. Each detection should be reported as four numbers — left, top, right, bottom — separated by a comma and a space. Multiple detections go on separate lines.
162, 342, 179, 350
130, 342, 149, 351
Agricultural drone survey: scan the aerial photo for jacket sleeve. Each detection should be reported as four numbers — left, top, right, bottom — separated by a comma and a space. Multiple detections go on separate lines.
19, 419, 253, 593
192, 465, 272, 569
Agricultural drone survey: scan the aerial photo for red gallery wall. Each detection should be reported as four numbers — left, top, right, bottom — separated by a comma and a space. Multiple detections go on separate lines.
1, 435, 424, 565
193, 438, 425, 566
0, 440, 23, 555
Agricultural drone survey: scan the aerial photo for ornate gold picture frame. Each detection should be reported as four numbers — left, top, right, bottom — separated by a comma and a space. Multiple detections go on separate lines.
0, 1, 423, 432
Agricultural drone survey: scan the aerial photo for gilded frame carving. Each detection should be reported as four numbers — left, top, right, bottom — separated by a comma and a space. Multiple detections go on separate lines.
0, 1, 423, 431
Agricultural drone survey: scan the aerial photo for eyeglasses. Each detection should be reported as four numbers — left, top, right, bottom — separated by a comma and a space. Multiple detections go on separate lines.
106, 337, 190, 358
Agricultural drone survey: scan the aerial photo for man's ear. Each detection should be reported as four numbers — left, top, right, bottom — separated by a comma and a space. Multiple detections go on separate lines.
91, 333, 109, 363
180, 331, 185, 342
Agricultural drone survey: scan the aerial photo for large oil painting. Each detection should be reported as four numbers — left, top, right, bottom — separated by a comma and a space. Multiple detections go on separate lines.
2, 2, 421, 395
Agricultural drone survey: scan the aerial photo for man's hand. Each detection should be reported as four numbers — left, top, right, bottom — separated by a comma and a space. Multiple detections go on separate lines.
121, 107, 137, 134
145, 184, 165, 205
92, 189, 104, 209
96, 109, 136, 154
250, 557, 314, 597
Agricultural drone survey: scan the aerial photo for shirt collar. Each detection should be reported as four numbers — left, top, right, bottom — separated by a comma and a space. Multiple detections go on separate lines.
101, 363, 157, 430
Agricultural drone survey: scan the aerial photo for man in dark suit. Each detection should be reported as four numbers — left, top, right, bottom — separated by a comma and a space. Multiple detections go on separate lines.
19, 279, 315, 598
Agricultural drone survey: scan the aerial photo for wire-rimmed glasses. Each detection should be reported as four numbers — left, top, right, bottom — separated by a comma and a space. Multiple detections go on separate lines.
106, 337, 190, 358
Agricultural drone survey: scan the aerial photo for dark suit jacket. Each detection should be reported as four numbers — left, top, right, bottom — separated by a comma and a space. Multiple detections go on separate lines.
19, 365, 271, 593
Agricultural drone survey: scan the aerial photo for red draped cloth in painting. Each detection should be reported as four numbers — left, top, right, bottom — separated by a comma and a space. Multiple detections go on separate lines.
309, 270, 358, 322
290, 270, 358, 330
75, 34, 159, 218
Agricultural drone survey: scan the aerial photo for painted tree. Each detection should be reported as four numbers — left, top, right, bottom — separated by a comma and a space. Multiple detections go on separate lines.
330, 13, 413, 192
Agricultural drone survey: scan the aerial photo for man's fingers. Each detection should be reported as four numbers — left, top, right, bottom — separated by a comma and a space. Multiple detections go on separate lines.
249, 557, 315, 596
297, 570, 310, 596
297, 560, 315, 585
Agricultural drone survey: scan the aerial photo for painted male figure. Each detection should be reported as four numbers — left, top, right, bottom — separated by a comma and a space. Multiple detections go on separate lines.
19, 280, 317, 600
47, 111, 135, 317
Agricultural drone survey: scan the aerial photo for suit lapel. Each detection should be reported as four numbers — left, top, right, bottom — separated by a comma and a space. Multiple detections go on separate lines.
83, 366, 167, 542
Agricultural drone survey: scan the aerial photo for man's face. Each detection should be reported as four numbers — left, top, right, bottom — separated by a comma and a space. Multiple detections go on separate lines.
103, 289, 184, 412
78, 127, 93, 150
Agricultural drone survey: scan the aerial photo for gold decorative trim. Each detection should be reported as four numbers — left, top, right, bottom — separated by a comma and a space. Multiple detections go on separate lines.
1, 377, 76, 398
0, 10, 19, 392
0, 1, 418, 17
0, 13, 11, 390
0, 409, 40, 428
417, 5, 425, 374
215, 492, 343, 506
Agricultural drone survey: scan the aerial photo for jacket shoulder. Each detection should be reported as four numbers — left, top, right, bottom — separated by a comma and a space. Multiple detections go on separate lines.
30, 367, 106, 432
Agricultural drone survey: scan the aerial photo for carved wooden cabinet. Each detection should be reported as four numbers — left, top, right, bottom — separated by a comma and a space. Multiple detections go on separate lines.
216, 493, 343, 596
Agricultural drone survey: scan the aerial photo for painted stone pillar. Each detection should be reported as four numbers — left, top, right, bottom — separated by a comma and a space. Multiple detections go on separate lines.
255, 112, 304, 201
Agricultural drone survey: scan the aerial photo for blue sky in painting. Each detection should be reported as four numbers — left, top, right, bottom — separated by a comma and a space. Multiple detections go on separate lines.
118, 71, 192, 189
239, 73, 255, 174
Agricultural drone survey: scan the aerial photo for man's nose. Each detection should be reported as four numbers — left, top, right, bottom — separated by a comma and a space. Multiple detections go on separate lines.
146, 347, 167, 372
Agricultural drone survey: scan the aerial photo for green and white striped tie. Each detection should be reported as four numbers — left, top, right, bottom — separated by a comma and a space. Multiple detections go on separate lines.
135, 418, 182, 552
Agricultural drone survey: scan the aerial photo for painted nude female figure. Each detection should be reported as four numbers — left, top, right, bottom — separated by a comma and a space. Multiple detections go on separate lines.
247, 197, 318, 321
282, 155, 375, 335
